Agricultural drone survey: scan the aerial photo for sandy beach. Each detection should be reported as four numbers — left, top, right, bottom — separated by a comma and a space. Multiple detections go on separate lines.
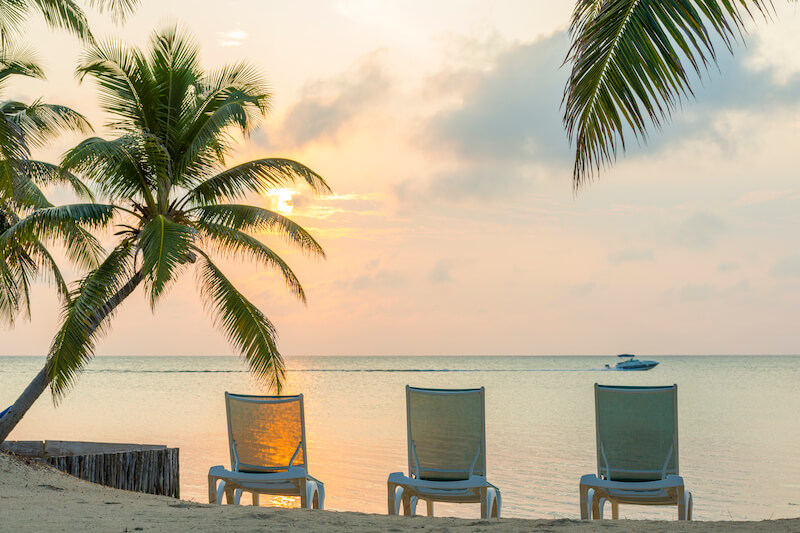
1, 453, 797, 533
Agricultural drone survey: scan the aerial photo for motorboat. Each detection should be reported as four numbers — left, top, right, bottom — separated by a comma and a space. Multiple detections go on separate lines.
605, 354, 659, 371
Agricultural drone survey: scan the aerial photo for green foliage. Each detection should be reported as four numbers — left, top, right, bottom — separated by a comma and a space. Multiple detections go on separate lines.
563, 0, 777, 188
39, 25, 330, 400
0, 0, 140, 45
0, 53, 94, 326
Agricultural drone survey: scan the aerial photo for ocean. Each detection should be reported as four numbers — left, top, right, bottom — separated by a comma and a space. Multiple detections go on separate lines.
1, 355, 799, 520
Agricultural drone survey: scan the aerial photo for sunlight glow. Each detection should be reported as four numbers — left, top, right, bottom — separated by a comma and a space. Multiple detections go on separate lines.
269, 189, 295, 214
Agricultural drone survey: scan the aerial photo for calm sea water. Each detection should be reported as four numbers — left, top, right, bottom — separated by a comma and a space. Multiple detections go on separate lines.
1, 355, 799, 520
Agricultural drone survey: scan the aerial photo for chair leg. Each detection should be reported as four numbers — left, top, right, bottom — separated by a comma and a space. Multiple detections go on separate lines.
251, 492, 259, 506
592, 496, 605, 519
492, 489, 501, 518
402, 491, 414, 516
579, 486, 591, 520
233, 489, 242, 505
611, 501, 619, 520
317, 482, 325, 510
480, 486, 489, 519
387, 483, 399, 515
677, 487, 687, 520
224, 485, 235, 504
426, 500, 434, 517
686, 491, 693, 521
208, 477, 218, 504
299, 478, 308, 509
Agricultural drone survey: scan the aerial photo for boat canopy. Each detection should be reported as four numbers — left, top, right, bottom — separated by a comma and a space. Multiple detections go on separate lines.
617, 354, 636, 358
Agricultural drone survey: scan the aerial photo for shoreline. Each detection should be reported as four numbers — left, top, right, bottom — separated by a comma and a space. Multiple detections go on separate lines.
1, 453, 798, 532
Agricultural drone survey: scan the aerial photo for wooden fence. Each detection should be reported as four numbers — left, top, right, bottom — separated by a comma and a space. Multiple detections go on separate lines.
1, 440, 179, 498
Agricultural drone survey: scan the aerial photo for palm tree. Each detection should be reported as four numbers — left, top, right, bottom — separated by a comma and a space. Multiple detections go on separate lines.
0, 0, 140, 45
562, 0, 788, 189
0, 26, 331, 443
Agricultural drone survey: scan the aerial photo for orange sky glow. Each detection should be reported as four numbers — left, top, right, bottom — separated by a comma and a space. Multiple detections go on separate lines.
3, 1, 800, 357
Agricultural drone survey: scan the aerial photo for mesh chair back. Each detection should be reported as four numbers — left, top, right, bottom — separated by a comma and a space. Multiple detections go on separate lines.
594, 384, 679, 481
406, 386, 486, 481
225, 392, 307, 473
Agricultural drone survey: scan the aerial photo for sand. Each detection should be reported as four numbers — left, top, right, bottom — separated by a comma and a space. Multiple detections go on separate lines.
0, 453, 797, 532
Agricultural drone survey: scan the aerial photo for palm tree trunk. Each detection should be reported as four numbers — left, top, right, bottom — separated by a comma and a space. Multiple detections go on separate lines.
0, 271, 144, 443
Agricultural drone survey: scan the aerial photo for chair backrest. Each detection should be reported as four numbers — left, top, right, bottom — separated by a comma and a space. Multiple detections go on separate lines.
594, 384, 679, 482
405, 386, 487, 481
224, 392, 307, 473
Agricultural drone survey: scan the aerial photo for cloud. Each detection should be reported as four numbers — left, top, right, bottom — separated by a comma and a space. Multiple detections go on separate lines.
659, 212, 726, 250
771, 256, 800, 278
678, 284, 717, 302
275, 52, 391, 147
350, 269, 405, 290
623, 36, 800, 157
218, 29, 247, 47
394, 32, 571, 204
569, 282, 597, 295
717, 262, 740, 273
425, 31, 571, 165
608, 248, 654, 264
429, 260, 453, 284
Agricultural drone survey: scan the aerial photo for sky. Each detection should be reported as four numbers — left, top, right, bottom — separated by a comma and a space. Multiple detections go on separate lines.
3, 1, 800, 357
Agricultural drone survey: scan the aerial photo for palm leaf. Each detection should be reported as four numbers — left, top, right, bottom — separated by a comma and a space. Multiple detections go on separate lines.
86, 0, 140, 24
0, 203, 113, 269
182, 158, 331, 206
563, 0, 772, 188
29, 0, 92, 41
195, 220, 306, 302
138, 214, 197, 307
61, 136, 156, 206
190, 203, 325, 258
2, 99, 92, 149
76, 40, 156, 133
196, 252, 285, 392
47, 244, 137, 400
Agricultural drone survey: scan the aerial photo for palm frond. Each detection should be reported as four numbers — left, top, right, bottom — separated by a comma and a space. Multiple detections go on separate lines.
182, 158, 331, 206
0, 47, 44, 89
147, 25, 200, 149
25, 160, 94, 200
76, 39, 155, 134
0, 203, 113, 269
196, 251, 285, 392
138, 214, 197, 308
30, 0, 92, 42
190, 203, 325, 258
86, 0, 140, 24
47, 244, 137, 400
563, 0, 772, 188
195, 220, 306, 302
2, 99, 92, 149
61, 136, 155, 205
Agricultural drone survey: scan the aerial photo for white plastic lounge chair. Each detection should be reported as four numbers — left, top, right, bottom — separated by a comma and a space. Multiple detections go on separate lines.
208, 393, 324, 509
387, 386, 501, 519
579, 384, 692, 520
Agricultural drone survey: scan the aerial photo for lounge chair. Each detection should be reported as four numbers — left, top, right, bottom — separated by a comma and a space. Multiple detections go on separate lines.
579, 384, 692, 520
387, 386, 501, 518
208, 393, 324, 509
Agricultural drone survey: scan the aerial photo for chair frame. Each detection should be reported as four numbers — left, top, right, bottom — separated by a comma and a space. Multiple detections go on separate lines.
208, 392, 324, 509
579, 384, 692, 520
387, 386, 501, 519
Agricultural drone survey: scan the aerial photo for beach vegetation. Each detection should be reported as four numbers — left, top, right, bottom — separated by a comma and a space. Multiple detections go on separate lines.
0, 0, 139, 45
0, 25, 330, 442
562, 0, 792, 189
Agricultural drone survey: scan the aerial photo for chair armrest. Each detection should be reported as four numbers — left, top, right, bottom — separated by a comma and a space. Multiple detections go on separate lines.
580, 473, 685, 490
388, 472, 492, 490
209, 465, 308, 481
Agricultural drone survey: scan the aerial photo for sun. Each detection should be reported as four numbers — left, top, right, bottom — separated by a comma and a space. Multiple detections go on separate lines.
269, 188, 294, 214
